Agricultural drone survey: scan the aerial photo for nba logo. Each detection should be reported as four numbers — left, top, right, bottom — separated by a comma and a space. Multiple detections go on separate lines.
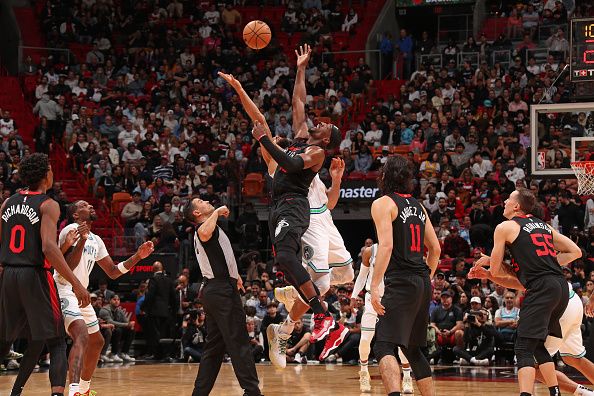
537, 151, 545, 170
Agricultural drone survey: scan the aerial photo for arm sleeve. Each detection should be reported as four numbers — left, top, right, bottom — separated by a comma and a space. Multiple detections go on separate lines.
258, 136, 305, 173
351, 264, 370, 298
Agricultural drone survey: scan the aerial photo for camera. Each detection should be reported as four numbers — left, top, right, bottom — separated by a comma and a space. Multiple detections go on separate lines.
466, 314, 475, 323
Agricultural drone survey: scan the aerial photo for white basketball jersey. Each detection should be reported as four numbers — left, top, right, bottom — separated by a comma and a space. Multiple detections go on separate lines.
308, 174, 328, 209
55, 223, 109, 289
0, 119, 14, 136
365, 244, 384, 295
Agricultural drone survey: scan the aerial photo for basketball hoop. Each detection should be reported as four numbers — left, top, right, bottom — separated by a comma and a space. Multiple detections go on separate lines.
571, 161, 594, 195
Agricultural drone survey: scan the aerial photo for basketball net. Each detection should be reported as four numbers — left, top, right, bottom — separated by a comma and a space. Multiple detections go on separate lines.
571, 161, 594, 195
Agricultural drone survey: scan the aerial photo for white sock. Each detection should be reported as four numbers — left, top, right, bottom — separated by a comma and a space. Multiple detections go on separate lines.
79, 379, 91, 393
360, 360, 368, 372
279, 313, 297, 335
402, 367, 412, 378
69, 383, 80, 396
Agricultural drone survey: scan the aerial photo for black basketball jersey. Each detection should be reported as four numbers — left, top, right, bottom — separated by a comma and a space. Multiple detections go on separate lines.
0, 191, 50, 268
385, 193, 429, 277
272, 141, 318, 198
507, 215, 564, 287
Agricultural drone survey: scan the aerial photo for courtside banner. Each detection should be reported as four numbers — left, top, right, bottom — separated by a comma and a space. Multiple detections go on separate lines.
89, 253, 179, 283
338, 180, 380, 202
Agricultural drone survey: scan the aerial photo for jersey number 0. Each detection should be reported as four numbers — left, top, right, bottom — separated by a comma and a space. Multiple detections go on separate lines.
9, 225, 25, 254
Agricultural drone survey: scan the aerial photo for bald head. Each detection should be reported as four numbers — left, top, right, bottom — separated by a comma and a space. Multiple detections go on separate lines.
153, 261, 163, 272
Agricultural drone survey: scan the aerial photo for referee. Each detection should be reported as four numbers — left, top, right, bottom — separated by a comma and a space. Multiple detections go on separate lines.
184, 197, 262, 396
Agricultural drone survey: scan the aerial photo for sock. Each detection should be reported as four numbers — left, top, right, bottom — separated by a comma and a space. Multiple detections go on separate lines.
69, 383, 80, 396
388, 393, 401, 396
308, 296, 325, 315
402, 366, 412, 378
52, 393, 64, 396
279, 313, 297, 335
520, 393, 532, 396
360, 360, 368, 372
549, 386, 560, 396
79, 379, 91, 393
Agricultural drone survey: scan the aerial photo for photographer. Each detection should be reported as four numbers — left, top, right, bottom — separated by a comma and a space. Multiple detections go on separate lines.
246, 318, 264, 362
453, 308, 497, 366
182, 309, 207, 362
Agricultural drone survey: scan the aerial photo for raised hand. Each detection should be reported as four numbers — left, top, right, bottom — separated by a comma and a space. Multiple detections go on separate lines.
216, 205, 230, 218
77, 222, 90, 241
137, 241, 154, 259
64, 229, 79, 248
217, 71, 242, 90
295, 44, 312, 68
252, 120, 268, 141
329, 157, 345, 180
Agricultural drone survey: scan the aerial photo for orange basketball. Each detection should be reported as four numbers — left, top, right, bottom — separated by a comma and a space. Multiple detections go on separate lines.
243, 20, 271, 50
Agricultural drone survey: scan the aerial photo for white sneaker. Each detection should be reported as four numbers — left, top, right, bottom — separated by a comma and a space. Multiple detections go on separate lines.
120, 353, 136, 362
110, 353, 123, 363
324, 353, 337, 363
100, 354, 113, 363
6, 360, 19, 370
274, 286, 298, 313
576, 384, 594, 396
471, 357, 489, 366
459, 358, 469, 365
7, 350, 23, 360
402, 372, 414, 394
267, 323, 289, 369
294, 353, 301, 363
359, 370, 371, 392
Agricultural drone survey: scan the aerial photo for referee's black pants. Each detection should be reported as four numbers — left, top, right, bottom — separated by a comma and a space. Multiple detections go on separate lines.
193, 278, 261, 396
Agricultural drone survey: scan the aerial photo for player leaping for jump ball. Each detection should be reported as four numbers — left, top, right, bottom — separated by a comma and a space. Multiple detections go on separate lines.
218, 48, 343, 369
473, 188, 583, 396
55, 200, 154, 396
350, 243, 414, 393
269, 43, 355, 359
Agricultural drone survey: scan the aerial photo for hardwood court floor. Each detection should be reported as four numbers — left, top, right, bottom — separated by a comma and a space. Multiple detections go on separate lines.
0, 363, 588, 395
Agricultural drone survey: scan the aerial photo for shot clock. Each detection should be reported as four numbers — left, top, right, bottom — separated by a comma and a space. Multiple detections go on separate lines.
570, 18, 594, 83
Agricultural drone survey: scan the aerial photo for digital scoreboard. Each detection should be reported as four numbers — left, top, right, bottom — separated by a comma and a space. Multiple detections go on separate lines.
570, 18, 594, 83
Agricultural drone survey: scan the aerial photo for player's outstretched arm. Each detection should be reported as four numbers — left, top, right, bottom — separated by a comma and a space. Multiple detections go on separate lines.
351, 245, 371, 305
549, 227, 582, 266
197, 206, 230, 242
468, 265, 525, 291
326, 158, 345, 210
218, 72, 267, 127
97, 241, 154, 279
293, 44, 312, 140
422, 207, 441, 278
370, 196, 396, 315
41, 200, 90, 307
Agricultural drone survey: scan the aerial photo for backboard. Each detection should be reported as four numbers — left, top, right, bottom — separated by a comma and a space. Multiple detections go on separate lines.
530, 102, 594, 178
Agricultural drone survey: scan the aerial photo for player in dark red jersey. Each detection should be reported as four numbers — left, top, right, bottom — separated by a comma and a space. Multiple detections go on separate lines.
474, 188, 582, 396
0, 153, 90, 396
370, 155, 441, 396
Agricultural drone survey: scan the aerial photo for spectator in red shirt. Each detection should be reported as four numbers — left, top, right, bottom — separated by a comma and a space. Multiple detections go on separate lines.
443, 227, 470, 258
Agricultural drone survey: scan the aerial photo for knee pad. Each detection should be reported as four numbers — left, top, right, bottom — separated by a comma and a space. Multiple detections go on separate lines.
312, 274, 330, 297
373, 341, 397, 363
515, 337, 539, 369
330, 265, 354, 285
276, 249, 311, 287
533, 341, 553, 365
401, 346, 432, 380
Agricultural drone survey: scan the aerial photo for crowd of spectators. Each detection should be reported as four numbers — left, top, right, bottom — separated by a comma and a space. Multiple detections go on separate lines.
2, 0, 593, 370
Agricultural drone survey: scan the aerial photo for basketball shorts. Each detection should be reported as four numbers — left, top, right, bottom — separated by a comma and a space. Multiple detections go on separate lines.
545, 289, 586, 358
58, 285, 100, 335
0, 266, 65, 341
301, 209, 353, 286
518, 275, 568, 341
375, 273, 431, 348
361, 292, 379, 333
269, 194, 310, 254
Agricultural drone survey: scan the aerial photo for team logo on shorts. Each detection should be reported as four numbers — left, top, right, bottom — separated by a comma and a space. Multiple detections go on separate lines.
60, 298, 69, 311
275, 218, 289, 238
303, 244, 314, 261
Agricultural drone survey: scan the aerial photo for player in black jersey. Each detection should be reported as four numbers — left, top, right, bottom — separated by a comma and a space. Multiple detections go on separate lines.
0, 153, 90, 396
218, 62, 343, 369
370, 155, 441, 396
474, 188, 582, 396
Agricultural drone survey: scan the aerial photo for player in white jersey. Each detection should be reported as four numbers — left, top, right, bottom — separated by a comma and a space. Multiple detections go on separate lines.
470, 266, 594, 396
350, 244, 413, 393
55, 201, 153, 396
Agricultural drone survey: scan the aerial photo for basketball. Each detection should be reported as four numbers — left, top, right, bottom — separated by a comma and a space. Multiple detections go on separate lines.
243, 20, 271, 50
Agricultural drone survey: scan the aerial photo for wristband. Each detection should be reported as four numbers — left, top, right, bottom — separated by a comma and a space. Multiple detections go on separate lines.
117, 262, 129, 274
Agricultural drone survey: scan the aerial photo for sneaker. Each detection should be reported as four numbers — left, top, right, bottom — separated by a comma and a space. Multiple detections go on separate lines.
402, 373, 414, 394
274, 286, 298, 313
300, 355, 308, 365
6, 359, 19, 370
120, 353, 136, 362
359, 370, 371, 392
294, 353, 301, 363
100, 354, 113, 363
6, 350, 23, 360
318, 322, 349, 361
576, 385, 594, 396
459, 358, 469, 365
110, 353, 123, 363
40, 358, 50, 367
310, 313, 336, 343
0, 364, 6, 371
324, 353, 337, 363
267, 323, 290, 369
